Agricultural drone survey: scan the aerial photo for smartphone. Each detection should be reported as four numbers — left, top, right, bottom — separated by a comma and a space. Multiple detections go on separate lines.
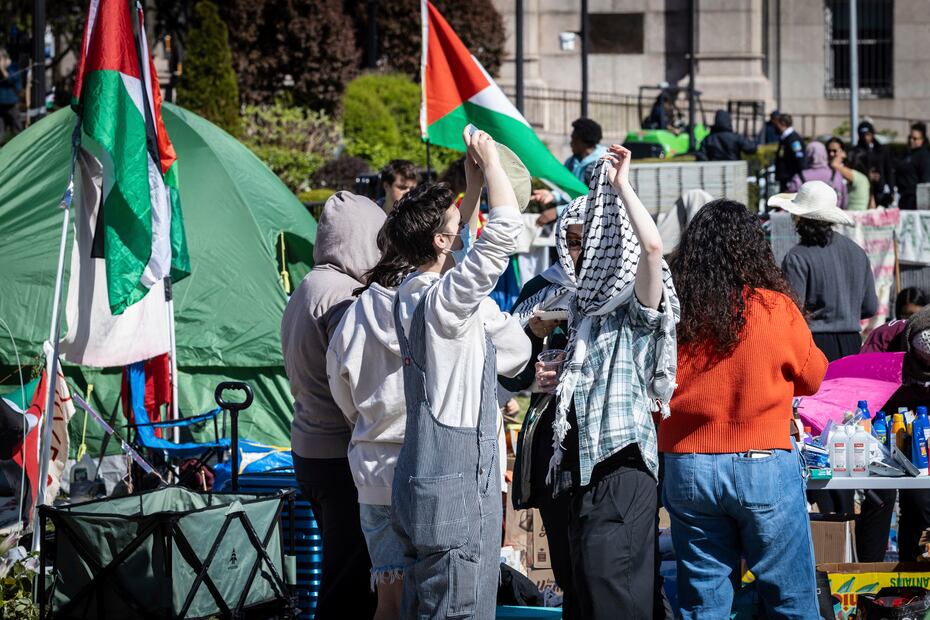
535, 309, 569, 321
466, 123, 478, 136
745, 449, 775, 459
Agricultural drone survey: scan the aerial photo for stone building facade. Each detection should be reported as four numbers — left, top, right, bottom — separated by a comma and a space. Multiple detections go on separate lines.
492, 0, 929, 153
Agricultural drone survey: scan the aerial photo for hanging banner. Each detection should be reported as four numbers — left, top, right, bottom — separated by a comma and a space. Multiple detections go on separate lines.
842, 208, 901, 332
896, 210, 930, 266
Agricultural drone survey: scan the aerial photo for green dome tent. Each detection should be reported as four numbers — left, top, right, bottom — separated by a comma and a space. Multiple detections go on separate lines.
0, 103, 316, 454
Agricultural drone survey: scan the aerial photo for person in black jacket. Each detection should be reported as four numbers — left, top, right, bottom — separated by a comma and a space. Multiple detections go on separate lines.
695, 110, 757, 162
853, 121, 895, 206
896, 122, 930, 210
773, 113, 806, 191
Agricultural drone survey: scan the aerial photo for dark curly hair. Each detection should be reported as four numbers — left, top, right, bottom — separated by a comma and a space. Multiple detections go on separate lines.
795, 218, 834, 247
353, 228, 414, 296
383, 183, 455, 268
571, 117, 603, 148
670, 199, 799, 359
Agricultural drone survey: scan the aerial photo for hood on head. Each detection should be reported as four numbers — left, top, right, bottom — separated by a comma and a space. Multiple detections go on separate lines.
313, 191, 385, 282
711, 110, 732, 133
806, 141, 829, 169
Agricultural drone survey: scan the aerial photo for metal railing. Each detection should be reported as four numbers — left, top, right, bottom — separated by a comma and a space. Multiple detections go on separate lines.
504, 85, 921, 142
502, 86, 729, 139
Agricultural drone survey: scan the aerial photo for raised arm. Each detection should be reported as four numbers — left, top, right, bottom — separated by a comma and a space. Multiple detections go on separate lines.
429, 130, 523, 336
458, 127, 484, 228
604, 145, 664, 309
830, 150, 856, 184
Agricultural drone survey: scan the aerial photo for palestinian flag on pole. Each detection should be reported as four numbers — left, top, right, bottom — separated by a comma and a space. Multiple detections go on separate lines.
420, 1, 587, 199
72, 0, 189, 316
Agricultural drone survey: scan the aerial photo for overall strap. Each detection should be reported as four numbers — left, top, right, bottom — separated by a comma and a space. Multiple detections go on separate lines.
391, 286, 432, 368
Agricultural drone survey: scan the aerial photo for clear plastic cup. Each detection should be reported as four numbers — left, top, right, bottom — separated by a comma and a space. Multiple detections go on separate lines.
537, 349, 566, 371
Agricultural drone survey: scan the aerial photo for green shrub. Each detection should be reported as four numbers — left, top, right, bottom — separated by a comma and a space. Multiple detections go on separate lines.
241, 103, 341, 193
178, 1, 241, 135
342, 73, 459, 170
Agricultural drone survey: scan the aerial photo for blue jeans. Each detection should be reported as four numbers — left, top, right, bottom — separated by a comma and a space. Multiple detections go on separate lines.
662, 448, 820, 620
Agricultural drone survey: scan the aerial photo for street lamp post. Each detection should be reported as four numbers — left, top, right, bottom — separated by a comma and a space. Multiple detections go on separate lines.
688, 0, 697, 153
580, 0, 589, 118
849, 0, 859, 138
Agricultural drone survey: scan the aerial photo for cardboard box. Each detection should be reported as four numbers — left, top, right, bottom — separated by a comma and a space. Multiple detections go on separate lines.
526, 566, 562, 596
816, 562, 930, 619
810, 517, 857, 565
504, 486, 556, 573
531, 508, 551, 569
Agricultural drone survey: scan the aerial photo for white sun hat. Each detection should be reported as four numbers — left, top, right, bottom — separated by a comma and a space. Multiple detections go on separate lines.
767, 180, 854, 225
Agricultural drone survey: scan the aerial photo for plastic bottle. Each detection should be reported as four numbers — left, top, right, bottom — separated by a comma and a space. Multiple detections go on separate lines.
873, 410, 889, 448
856, 400, 872, 433
849, 423, 871, 477
911, 418, 929, 475
830, 424, 850, 477
918, 406, 930, 448
917, 405, 930, 474
892, 413, 908, 451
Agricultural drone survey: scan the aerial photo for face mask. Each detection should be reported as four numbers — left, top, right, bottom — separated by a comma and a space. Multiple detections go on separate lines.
451, 226, 471, 264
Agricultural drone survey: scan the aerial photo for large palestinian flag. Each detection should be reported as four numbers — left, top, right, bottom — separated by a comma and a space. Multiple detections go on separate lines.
421, 1, 587, 198
72, 0, 189, 316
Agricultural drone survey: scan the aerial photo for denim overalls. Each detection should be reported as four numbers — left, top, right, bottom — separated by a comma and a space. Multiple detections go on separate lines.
391, 291, 502, 619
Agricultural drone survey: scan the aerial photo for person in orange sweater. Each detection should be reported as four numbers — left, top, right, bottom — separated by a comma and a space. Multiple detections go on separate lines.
659, 199, 828, 619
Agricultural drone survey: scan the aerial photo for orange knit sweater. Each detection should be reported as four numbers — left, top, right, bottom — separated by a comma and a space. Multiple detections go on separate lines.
659, 289, 828, 454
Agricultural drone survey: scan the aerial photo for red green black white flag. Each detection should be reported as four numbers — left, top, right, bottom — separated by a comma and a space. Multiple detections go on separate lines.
72, 0, 189, 316
420, 1, 588, 199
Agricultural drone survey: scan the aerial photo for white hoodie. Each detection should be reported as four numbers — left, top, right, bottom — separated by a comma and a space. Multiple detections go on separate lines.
395, 205, 531, 429
330, 206, 531, 504
327, 283, 405, 505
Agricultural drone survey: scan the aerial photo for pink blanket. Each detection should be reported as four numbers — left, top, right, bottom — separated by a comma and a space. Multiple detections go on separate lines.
796, 352, 904, 434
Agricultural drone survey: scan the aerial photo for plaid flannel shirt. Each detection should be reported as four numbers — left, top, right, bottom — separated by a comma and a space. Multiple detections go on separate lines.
571, 296, 662, 486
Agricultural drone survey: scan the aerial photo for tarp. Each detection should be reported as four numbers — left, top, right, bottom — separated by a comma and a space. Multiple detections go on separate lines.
0, 103, 316, 452
797, 352, 905, 435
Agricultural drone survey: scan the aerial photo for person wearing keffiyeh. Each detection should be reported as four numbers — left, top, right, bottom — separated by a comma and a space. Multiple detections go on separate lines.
501, 213, 581, 618
534, 145, 679, 620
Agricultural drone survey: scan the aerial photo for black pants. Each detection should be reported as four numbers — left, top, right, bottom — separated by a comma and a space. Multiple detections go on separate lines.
899, 489, 930, 561
293, 454, 376, 620
0, 104, 21, 140
568, 447, 656, 620
532, 401, 580, 619
812, 331, 862, 361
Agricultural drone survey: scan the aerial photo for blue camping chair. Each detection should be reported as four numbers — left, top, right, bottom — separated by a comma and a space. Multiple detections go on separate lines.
124, 363, 252, 490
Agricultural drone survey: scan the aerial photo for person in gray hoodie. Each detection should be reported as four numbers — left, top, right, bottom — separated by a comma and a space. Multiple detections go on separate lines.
281, 191, 384, 619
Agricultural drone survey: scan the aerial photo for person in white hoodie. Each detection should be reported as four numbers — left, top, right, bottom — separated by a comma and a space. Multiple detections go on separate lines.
328, 143, 487, 620
384, 129, 531, 619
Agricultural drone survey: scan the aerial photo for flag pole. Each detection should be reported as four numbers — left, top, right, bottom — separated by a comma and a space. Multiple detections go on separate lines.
31, 118, 81, 553
426, 139, 432, 179
165, 277, 180, 442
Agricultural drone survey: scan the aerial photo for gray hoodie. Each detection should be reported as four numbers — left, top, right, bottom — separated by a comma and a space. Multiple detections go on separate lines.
282, 191, 384, 459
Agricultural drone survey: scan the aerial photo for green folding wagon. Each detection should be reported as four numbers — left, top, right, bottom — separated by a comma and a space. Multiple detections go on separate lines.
38, 486, 297, 619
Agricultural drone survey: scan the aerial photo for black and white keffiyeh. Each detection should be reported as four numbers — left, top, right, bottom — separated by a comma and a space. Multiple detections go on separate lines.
510, 207, 582, 326
549, 159, 680, 477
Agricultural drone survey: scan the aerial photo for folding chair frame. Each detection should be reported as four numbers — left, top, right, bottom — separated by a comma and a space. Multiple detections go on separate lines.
39, 490, 297, 620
